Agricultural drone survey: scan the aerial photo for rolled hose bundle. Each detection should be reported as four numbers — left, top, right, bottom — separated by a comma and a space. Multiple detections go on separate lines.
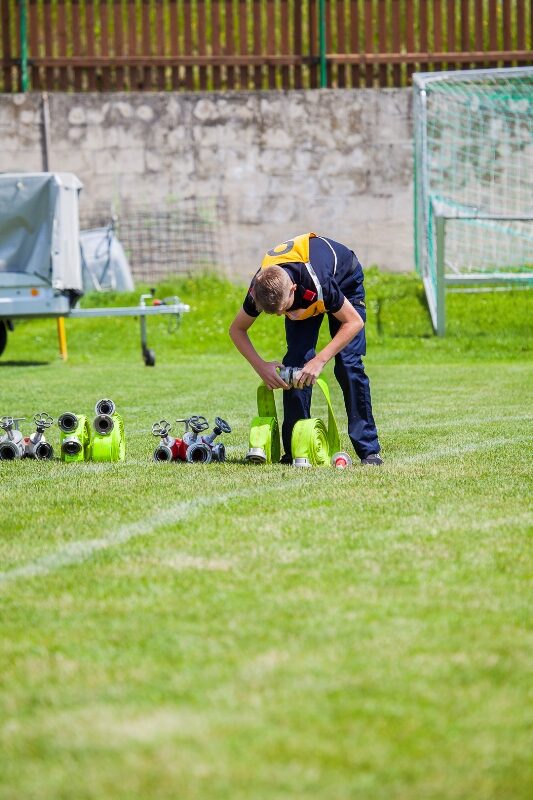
246, 385, 281, 464
291, 417, 330, 467
58, 413, 91, 462
291, 378, 340, 466
247, 377, 348, 467
91, 413, 125, 462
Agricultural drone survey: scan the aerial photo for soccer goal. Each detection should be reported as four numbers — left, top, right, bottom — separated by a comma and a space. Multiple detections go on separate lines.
413, 67, 533, 335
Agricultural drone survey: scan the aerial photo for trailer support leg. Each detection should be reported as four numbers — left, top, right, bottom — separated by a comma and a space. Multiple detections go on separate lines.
57, 317, 68, 361
140, 314, 155, 366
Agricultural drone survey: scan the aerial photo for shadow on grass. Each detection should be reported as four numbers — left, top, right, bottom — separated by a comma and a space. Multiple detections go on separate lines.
0, 360, 50, 367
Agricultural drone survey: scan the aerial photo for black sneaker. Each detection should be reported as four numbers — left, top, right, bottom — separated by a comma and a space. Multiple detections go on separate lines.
361, 453, 383, 466
279, 453, 292, 465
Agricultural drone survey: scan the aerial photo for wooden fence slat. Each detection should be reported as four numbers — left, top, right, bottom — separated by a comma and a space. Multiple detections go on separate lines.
309, 0, 318, 88
57, 0, 69, 90
238, 0, 248, 88
391, 0, 400, 86
169, 0, 180, 89
1, 0, 11, 92
516, 0, 526, 51
28, 0, 41, 90
30, 49, 533, 67
433, 1, 442, 56
363, 0, 373, 87
183, 0, 194, 89
293, 0, 302, 88
252, 0, 262, 89
281, 0, 289, 88
530, 0, 533, 62
266, 0, 275, 88
502, 0, 512, 66
488, 0, 498, 51
197, 0, 207, 90
127, 0, 138, 90
419, 0, 428, 72
324, 0, 330, 86
446, 0, 455, 70
378, 0, 387, 87
406, 0, 415, 79
72, 0, 83, 90
114, 0, 125, 89
349, 0, 359, 87
225, 0, 235, 89
336, 0, 346, 88
461, 0, 470, 68
211, 0, 221, 89
14, 0, 20, 90
100, 0, 112, 90
141, 0, 152, 91
155, 0, 165, 89
86, 0, 96, 89
474, 0, 484, 54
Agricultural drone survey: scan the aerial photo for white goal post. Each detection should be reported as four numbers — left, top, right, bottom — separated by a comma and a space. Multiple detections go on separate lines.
413, 67, 533, 335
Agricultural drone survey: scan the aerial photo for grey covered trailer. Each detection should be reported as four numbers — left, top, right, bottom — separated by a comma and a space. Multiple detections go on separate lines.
0, 172, 189, 365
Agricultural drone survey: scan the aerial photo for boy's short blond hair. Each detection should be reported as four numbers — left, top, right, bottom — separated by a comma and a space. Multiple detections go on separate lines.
253, 266, 292, 314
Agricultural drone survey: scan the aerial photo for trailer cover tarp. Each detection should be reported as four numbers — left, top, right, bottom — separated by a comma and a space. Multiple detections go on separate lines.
0, 173, 83, 292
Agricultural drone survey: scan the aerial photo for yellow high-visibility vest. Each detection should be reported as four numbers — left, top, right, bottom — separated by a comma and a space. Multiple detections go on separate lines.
261, 233, 327, 320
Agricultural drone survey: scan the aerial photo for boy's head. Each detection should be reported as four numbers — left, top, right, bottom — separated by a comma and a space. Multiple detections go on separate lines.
252, 266, 296, 315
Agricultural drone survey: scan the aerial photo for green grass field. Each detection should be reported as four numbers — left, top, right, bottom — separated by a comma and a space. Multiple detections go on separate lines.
1, 272, 532, 800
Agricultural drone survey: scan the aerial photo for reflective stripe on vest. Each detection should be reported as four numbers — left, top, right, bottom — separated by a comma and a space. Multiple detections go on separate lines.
261, 232, 326, 320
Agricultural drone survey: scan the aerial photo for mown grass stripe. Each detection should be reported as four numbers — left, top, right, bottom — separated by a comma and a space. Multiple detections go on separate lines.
0, 479, 306, 586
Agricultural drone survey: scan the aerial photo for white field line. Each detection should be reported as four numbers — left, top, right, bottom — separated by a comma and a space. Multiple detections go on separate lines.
0, 479, 304, 587
0, 436, 529, 586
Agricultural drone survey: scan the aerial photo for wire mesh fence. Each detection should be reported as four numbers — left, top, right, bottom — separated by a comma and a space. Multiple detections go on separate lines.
80, 196, 229, 283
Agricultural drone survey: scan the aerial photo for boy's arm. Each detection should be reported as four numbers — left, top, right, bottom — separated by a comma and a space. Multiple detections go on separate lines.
295, 299, 364, 388
229, 308, 289, 389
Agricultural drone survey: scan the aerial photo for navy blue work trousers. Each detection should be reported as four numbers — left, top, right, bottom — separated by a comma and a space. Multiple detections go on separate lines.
282, 304, 380, 460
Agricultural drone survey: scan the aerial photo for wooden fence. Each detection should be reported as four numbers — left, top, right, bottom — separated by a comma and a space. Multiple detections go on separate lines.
1, 0, 532, 92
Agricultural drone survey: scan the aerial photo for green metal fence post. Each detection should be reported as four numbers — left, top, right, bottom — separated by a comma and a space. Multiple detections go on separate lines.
319, 0, 327, 88
436, 215, 446, 336
19, 0, 29, 92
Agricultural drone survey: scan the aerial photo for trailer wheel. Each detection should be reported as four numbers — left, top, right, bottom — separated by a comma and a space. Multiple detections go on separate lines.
0, 321, 7, 358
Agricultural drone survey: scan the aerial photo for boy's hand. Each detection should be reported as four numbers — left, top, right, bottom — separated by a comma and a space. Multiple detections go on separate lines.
257, 361, 289, 390
295, 356, 326, 388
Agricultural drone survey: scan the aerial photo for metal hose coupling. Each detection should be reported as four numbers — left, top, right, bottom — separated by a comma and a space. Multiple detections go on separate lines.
151, 420, 176, 463
0, 440, 23, 460
62, 437, 83, 456
185, 442, 212, 463
246, 447, 267, 464
34, 441, 54, 460
58, 412, 79, 433
26, 413, 55, 460
93, 414, 115, 435
95, 398, 116, 417
278, 366, 302, 388
0, 416, 26, 460
211, 443, 226, 462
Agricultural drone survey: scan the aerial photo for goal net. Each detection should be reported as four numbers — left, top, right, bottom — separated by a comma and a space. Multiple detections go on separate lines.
413, 67, 533, 334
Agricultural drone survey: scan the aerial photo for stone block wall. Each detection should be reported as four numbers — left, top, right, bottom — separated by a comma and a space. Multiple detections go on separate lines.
0, 90, 413, 278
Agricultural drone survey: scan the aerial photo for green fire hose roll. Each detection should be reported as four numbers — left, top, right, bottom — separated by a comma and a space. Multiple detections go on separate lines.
91, 414, 126, 462
246, 385, 281, 464
59, 414, 91, 463
247, 377, 342, 467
